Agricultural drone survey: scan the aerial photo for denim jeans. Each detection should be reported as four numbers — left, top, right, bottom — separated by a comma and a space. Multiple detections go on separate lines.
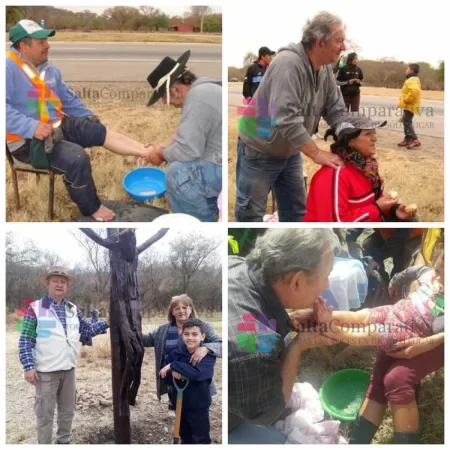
403, 110, 418, 140
166, 160, 222, 222
228, 423, 286, 444
235, 139, 306, 222
12, 117, 106, 216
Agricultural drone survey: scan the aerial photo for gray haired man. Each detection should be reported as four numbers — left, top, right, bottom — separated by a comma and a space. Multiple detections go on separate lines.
235, 11, 375, 222
228, 229, 339, 443
18, 267, 109, 444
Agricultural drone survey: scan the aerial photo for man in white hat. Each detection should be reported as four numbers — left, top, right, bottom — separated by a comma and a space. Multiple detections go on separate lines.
18, 266, 109, 444
145, 50, 222, 222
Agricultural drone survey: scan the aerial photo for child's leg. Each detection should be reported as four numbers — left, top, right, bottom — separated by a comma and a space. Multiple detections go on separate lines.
349, 398, 387, 444
321, 322, 381, 347
349, 350, 393, 444
188, 408, 211, 444
179, 409, 193, 444
385, 344, 444, 443
359, 397, 388, 427
391, 401, 419, 432
331, 309, 371, 326
403, 110, 418, 140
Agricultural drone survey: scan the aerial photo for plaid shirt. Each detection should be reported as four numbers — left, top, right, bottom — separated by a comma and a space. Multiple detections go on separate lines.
228, 256, 292, 431
18, 295, 108, 371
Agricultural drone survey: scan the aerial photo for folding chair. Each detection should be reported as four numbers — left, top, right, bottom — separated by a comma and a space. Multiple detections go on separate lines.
6, 142, 56, 220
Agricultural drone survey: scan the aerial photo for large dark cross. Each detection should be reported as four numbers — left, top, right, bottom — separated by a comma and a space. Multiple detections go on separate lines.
80, 228, 169, 444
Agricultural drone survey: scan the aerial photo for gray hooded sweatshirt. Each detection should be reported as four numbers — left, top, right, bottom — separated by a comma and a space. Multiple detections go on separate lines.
239, 43, 373, 159
164, 77, 222, 166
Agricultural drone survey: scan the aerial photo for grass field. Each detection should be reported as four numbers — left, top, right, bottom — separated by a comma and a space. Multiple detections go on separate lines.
227, 113, 444, 222
5, 31, 222, 44
6, 82, 179, 222
298, 343, 444, 444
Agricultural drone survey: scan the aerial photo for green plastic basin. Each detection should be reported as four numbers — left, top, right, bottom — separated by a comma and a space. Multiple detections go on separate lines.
319, 369, 370, 421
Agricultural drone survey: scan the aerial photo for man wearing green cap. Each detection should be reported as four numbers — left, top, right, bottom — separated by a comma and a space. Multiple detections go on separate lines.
6, 20, 154, 221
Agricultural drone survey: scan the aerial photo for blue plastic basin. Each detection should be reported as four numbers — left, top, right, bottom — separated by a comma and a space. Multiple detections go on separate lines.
123, 167, 166, 202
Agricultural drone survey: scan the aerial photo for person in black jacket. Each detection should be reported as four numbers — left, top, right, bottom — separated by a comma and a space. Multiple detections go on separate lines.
160, 318, 217, 444
242, 46, 275, 99
336, 52, 364, 112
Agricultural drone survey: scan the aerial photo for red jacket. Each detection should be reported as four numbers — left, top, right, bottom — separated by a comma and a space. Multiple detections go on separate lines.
303, 164, 383, 222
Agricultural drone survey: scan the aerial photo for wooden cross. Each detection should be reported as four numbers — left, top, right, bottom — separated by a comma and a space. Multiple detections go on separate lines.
80, 228, 169, 444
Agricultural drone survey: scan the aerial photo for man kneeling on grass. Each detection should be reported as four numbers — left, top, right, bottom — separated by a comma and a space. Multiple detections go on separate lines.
6, 20, 155, 221
160, 318, 217, 444
18, 267, 110, 444
145, 51, 222, 222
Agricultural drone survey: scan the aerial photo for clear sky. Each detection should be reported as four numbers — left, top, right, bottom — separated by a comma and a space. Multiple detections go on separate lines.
224, 0, 444, 68
8, 227, 222, 268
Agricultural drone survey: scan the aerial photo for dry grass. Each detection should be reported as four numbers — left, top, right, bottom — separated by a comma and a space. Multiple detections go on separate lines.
298, 344, 444, 444
80, 340, 112, 360
5, 31, 222, 44
228, 113, 444, 222
6, 82, 180, 222
228, 83, 444, 101
6, 313, 19, 325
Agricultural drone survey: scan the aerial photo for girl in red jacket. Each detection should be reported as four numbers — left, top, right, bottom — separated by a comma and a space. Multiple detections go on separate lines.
303, 118, 416, 223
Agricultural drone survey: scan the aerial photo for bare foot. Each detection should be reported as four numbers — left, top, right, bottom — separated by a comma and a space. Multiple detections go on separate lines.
92, 204, 115, 222
317, 297, 334, 326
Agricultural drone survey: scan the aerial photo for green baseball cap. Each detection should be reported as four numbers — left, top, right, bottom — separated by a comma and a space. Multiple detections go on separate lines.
9, 19, 55, 44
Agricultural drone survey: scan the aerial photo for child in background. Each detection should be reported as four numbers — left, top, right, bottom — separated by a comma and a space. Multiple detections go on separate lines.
160, 318, 216, 444
397, 63, 422, 149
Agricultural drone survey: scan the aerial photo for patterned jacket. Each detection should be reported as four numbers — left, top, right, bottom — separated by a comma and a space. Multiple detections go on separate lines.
142, 320, 222, 400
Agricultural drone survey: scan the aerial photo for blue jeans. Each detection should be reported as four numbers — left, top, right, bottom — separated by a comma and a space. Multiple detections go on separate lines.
166, 160, 222, 222
228, 423, 286, 444
235, 139, 306, 222
12, 117, 106, 216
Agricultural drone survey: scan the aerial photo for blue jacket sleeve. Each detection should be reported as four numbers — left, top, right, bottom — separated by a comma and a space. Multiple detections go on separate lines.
166, 348, 177, 364
54, 68, 94, 118
6, 63, 39, 138
170, 354, 216, 382
203, 321, 222, 358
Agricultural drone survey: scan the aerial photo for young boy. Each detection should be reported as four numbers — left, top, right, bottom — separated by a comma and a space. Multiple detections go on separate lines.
316, 250, 444, 352
397, 63, 422, 149
160, 318, 216, 444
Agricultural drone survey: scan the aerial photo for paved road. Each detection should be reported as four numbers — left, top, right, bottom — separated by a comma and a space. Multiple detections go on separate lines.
228, 85, 444, 139
6, 41, 222, 81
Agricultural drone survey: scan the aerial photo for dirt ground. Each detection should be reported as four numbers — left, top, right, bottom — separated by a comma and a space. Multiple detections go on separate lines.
227, 111, 444, 222
6, 318, 222, 444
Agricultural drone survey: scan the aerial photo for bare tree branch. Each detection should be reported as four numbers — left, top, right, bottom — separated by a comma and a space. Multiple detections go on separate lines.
79, 228, 121, 251
137, 228, 169, 255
